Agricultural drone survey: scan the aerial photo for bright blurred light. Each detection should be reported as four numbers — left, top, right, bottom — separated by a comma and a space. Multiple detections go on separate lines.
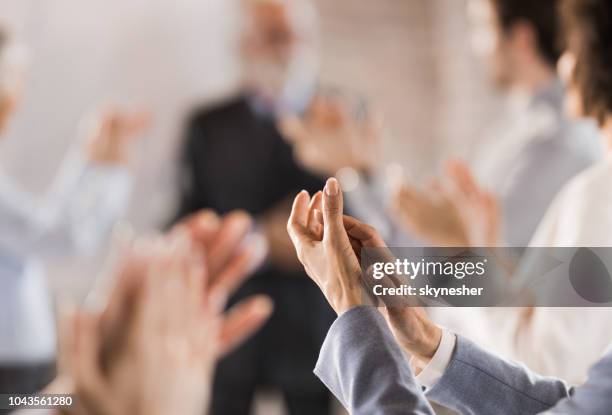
336, 166, 359, 192
467, 0, 498, 59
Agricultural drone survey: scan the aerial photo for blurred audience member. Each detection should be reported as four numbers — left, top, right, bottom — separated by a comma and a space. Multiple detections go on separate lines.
0, 28, 147, 402
173, 0, 335, 413
392, 0, 601, 247
282, 0, 600, 249
420, 0, 612, 384
402, 0, 612, 387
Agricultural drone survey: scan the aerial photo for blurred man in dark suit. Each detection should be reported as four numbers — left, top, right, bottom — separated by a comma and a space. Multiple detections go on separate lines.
173, 0, 334, 413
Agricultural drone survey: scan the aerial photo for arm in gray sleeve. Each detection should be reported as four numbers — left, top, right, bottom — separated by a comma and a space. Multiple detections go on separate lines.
314, 306, 435, 415
427, 335, 571, 414
541, 353, 612, 414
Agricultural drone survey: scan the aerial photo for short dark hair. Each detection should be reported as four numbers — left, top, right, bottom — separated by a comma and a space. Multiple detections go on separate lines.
489, 0, 561, 67
561, 0, 612, 125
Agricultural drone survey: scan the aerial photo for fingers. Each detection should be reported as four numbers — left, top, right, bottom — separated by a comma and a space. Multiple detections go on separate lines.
173, 209, 220, 249
446, 159, 478, 199
209, 232, 267, 296
218, 295, 274, 356
322, 177, 345, 240
287, 190, 311, 245
56, 301, 77, 378
73, 312, 107, 400
343, 215, 386, 248
207, 211, 252, 279
307, 191, 323, 239
278, 115, 308, 143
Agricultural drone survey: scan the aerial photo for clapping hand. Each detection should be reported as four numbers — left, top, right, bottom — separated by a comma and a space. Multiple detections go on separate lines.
279, 94, 382, 177
57, 210, 273, 415
286, 178, 444, 366
286, 178, 364, 314
392, 159, 501, 247
85, 108, 150, 165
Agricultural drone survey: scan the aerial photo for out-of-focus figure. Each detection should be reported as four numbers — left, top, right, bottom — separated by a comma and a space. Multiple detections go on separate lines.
392, 0, 601, 247
0, 28, 146, 403
173, 0, 335, 413
398, 0, 612, 390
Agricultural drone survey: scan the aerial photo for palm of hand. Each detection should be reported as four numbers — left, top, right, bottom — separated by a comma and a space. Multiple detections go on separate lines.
394, 185, 468, 246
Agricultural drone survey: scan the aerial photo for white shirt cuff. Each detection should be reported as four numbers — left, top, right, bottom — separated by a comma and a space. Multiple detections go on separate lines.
413, 328, 456, 390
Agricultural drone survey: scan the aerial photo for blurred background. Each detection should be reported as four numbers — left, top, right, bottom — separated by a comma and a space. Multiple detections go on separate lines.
0, 0, 501, 230
0, 0, 504, 413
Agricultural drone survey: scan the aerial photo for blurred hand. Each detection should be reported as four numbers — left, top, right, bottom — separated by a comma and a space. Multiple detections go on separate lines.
62, 238, 273, 415
443, 160, 501, 247
391, 160, 501, 247
279, 94, 382, 177
259, 198, 304, 271
171, 209, 267, 297
85, 108, 150, 165
392, 178, 469, 247
58, 210, 273, 415
63, 241, 218, 415
287, 178, 363, 314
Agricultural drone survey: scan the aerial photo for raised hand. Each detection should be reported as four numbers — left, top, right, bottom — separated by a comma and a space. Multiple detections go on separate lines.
392, 159, 501, 247
443, 159, 501, 247
58, 211, 273, 415
171, 209, 267, 295
392, 176, 469, 247
286, 177, 363, 314
63, 240, 217, 415
84, 108, 150, 165
279, 94, 382, 177
286, 180, 444, 365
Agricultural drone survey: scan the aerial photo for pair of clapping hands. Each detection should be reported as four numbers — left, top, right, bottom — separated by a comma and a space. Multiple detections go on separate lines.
287, 178, 442, 367
53, 211, 272, 415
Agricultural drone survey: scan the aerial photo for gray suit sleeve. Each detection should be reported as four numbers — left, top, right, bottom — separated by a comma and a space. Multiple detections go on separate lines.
427, 336, 571, 414
540, 353, 612, 414
314, 306, 435, 415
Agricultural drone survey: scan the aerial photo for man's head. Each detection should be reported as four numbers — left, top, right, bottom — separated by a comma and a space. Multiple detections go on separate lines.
0, 27, 25, 135
239, 0, 318, 112
558, 0, 612, 127
467, 0, 560, 89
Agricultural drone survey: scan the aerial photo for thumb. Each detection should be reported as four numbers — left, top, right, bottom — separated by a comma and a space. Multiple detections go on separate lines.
322, 177, 345, 240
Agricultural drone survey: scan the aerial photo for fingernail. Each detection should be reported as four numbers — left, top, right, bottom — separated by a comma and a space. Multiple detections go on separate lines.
325, 178, 339, 196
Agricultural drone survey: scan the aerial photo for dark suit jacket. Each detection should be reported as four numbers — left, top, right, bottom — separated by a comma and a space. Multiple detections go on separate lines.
175, 95, 334, 391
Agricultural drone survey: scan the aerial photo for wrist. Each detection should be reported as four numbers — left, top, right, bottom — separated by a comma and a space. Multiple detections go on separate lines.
334, 291, 362, 315
411, 323, 442, 364
394, 317, 442, 365
332, 279, 363, 315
